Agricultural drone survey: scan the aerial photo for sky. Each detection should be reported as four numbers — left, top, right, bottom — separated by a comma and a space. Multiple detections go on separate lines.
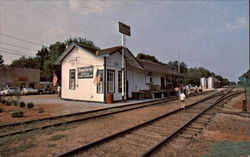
0, 0, 249, 82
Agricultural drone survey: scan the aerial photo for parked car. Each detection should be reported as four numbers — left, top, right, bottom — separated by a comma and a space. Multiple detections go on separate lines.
0, 87, 20, 96
38, 87, 56, 95
21, 88, 38, 95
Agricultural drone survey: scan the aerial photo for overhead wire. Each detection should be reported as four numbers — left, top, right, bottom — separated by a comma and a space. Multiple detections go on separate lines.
0, 32, 41, 46
0, 41, 38, 51
0, 50, 33, 57
0, 46, 36, 56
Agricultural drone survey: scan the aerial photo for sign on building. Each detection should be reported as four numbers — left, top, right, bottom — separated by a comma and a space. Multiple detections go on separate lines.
78, 66, 93, 79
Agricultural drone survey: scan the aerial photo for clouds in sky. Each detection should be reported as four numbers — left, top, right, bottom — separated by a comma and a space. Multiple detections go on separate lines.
226, 16, 249, 31
0, 0, 248, 82
68, 0, 122, 15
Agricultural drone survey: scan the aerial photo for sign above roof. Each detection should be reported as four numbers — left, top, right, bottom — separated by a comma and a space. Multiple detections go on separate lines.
118, 22, 131, 36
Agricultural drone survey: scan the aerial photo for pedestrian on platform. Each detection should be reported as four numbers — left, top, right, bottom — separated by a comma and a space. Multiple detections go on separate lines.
57, 85, 61, 97
174, 86, 180, 97
199, 86, 202, 94
179, 92, 186, 109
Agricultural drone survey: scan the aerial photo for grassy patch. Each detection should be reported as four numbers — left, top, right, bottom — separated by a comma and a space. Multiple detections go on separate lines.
0, 132, 37, 156
48, 144, 57, 148
48, 134, 66, 141
17, 142, 36, 152
204, 141, 250, 157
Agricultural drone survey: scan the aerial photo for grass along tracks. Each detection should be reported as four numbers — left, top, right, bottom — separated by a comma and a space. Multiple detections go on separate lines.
0, 91, 216, 138
56, 90, 240, 157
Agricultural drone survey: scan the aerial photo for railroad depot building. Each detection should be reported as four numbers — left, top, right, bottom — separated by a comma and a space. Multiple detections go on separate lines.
0, 66, 40, 89
55, 43, 182, 103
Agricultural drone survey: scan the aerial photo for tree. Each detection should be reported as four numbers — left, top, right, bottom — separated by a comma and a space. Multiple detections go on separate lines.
242, 70, 250, 79
10, 57, 39, 68
136, 53, 164, 64
0, 55, 3, 65
222, 78, 229, 86
166, 61, 188, 73
65, 37, 99, 49
183, 67, 212, 85
10, 37, 99, 81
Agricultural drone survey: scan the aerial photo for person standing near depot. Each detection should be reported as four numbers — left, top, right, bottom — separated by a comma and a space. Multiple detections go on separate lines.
179, 92, 186, 109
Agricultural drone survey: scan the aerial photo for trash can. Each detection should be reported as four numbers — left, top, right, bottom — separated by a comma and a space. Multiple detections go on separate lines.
107, 94, 113, 104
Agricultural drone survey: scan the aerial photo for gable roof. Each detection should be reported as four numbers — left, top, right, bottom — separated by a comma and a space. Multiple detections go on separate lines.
136, 59, 183, 76
54, 42, 182, 77
77, 43, 99, 55
97, 46, 123, 56
54, 43, 141, 67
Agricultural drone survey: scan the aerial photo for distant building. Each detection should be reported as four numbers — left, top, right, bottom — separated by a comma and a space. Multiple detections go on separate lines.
200, 77, 207, 88
55, 43, 183, 102
200, 76, 221, 89
0, 66, 40, 89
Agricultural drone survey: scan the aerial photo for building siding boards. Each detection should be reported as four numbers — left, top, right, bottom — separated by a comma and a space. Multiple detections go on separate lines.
57, 43, 183, 103
61, 47, 104, 102
127, 67, 149, 98
105, 52, 125, 101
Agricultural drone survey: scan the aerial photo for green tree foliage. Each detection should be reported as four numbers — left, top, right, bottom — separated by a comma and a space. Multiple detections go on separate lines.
242, 70, 250, 79
183, 67, 211, 85
136, 53, 230, 86
166, 60, 188, 73
11, 57, 39, 68
0, 55, 3, 65
136, 53, 164, 64
65, 37, 100, 49
10, 37, 98, 81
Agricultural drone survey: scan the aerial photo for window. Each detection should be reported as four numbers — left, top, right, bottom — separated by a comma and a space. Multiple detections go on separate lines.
107, 70, 115, 93
97, 70, 103, 93
69, 69, 76, 90
78, 66, 93, 79
118, 71, 122, 93
149, 76, 152, 83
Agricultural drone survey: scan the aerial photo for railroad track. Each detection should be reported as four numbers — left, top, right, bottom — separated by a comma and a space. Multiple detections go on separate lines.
55, 89, 240, 157
0, 91, 216, 138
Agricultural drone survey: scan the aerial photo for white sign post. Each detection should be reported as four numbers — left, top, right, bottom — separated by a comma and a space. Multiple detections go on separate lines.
118, 22, 130, 102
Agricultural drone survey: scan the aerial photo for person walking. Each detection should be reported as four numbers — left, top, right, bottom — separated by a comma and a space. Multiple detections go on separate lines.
57, 85, 61, 98
174, 86, 180, 97
199, 86, 202, 94
179, 92, 186, 109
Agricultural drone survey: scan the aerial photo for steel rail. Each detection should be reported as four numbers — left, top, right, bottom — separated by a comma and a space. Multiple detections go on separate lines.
140, 91, 242, 157
55, 91, 231, 157
0, 92, 217, 138
0, 94, 192, 129
0, 90, 215, 129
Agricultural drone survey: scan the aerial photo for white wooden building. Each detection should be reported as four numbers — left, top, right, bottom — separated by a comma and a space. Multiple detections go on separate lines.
55, 43, 182, 102
200, 76, 221, 89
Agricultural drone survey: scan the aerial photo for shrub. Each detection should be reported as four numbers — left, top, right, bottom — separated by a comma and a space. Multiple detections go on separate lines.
12, 100, 19, 106
0, 108, 3, 113
1, 99, 6, 104
5, 101, 12, 106
19, 102, 26, 108
27, 102, 34, 109
11, 111, 24, 118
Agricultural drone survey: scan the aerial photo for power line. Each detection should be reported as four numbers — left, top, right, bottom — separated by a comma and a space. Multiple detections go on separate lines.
0, 50, 32, 57
0, 41, 38, 51
0, 47, 35, 56
0, 32, 41, 46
